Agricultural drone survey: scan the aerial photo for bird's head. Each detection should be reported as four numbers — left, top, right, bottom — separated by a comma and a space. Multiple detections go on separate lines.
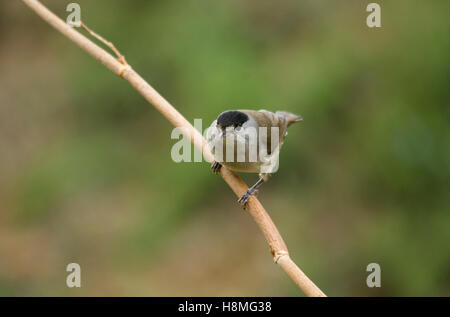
216, 110, 249, 137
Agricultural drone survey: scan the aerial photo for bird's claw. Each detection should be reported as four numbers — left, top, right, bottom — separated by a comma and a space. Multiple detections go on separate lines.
238, 188, 258, 206
211, 161, 222, 174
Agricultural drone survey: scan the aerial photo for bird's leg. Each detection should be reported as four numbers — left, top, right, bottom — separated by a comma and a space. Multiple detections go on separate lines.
211, 161, 222, 174
238, 177, 265, 206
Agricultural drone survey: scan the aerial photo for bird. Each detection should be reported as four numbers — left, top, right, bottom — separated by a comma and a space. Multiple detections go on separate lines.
205, 109, 302, 206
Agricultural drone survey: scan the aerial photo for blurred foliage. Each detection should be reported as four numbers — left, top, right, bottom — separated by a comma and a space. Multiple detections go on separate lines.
0, 0, 449, 296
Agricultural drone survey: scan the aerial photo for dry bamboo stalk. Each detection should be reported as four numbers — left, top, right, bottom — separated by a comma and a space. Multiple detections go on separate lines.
21, 0, 326, 297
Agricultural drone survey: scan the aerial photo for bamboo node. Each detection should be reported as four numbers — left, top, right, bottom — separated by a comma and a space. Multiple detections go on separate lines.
274, 250, 289, 264
119, 64, 132, 78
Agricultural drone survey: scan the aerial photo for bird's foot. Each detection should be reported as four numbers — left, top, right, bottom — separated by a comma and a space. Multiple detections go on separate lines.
238, 188, 259, 206
211, 161, 222, 174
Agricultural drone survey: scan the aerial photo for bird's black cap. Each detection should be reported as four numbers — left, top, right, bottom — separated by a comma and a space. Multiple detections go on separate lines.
217, 111, 249, 129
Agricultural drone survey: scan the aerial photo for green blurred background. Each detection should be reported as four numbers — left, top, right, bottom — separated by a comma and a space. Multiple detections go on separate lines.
0, 0, 449, 296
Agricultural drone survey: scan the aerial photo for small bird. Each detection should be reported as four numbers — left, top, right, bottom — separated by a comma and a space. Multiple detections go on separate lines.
206, 109, 302, 206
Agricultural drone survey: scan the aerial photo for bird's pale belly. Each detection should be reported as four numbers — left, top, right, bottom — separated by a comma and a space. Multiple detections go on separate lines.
213, 137, 264, 173
220, 161, 263, 173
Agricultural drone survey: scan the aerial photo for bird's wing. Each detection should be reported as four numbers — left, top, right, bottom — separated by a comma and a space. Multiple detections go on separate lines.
240, 109, 288, 155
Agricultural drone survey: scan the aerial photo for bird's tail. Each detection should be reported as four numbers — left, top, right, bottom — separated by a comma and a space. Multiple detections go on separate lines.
276, 111, 303, 127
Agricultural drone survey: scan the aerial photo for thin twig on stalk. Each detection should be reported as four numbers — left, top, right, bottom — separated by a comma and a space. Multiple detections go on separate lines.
80, 22, 127, 66
21, 0, 326, 297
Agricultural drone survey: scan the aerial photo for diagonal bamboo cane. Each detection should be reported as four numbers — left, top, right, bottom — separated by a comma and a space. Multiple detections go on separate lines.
21, 0, 326, 297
